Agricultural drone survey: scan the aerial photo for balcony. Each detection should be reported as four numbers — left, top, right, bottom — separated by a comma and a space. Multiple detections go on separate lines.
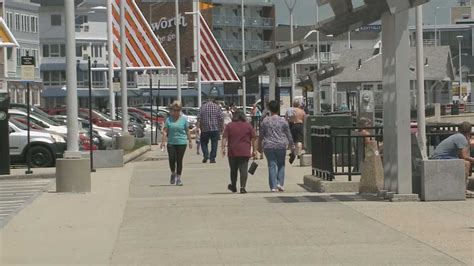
216, 39, 273, 51
213, 15, 274, 29
136, 73, 189, 88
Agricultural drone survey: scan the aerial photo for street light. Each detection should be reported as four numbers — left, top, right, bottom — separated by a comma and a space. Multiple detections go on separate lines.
457, 35, 463, 93
284, 0, 297, 101
87, 55, 97, 173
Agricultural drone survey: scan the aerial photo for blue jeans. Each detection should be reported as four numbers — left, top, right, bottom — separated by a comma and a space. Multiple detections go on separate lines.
264, 148, 286, 189
200, 131, 219, 160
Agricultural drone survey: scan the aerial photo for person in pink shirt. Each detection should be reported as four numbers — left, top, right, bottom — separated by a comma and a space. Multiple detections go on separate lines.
221, 111, 257, 194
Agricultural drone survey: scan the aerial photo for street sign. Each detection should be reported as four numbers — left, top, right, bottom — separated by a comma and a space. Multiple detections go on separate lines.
21, 56, 35, 81
113, 77, 120, 92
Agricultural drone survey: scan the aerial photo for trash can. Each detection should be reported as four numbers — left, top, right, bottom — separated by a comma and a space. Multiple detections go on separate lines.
451, 102, 460, 115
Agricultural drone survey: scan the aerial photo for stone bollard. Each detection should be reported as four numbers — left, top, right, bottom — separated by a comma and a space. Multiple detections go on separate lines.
359, 142, 384, 194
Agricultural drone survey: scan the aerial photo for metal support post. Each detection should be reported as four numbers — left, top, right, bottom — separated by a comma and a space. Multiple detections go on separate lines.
241, 0, 247, 109
149, 72, 154, 145
416, 6, 427, 159
176, 0, 182, 102
120, 0, 128, 134
381, 10, 412, 194
88, 56, 96, 172
25, 81, 32, 174
107, 0, 115, 120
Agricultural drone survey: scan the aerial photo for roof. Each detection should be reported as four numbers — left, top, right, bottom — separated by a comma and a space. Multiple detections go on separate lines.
332, 46, 455, 83
275, 24, 380, 43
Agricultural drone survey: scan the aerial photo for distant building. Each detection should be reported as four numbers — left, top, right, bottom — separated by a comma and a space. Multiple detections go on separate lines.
332, 46, 455, 110
4, 0, 41, 105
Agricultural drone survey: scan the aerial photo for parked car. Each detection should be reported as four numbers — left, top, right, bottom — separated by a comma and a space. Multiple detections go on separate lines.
9, 119, 67, 167
9, 109, 68, 136
43, 107, 122, 128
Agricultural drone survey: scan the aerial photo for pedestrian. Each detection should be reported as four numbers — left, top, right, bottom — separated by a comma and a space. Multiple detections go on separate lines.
430, 121, 474, 196
197, 97, 223, 163
195, 127, 201, 155
160, 101, 192, 186
258, 100, 295, 192
288, 98, 306, 157
221, 110, 257, 194
222, 106, 233, 129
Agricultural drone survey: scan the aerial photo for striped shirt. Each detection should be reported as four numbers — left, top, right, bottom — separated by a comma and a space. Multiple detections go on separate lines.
197, 101, 223, 132
259, 115, 294, 150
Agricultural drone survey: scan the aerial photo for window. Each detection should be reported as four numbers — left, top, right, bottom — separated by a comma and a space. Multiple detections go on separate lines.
91, 44, 102, 58
14, 13, 20, 31
51, 14, 61, 26
32, 49, 39, 67
6, 12, 13, 29
60, 44, 66, 57
31, 16, 38, 33
75, 15, 88, 25
321, 91, 326, 100
43, 71, 66, 86
377, 84, 383, 91
76, 44, 83, 57
42, 44, 49, 57
16, 48, 21, 65
50, 44, 60, 57
363, 84, 373, 91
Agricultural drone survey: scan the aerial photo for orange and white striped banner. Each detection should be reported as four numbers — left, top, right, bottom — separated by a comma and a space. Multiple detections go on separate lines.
111, 0, 174, 70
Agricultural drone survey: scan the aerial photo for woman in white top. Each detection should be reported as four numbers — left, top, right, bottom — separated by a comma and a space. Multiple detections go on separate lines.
222, 106, 233, 129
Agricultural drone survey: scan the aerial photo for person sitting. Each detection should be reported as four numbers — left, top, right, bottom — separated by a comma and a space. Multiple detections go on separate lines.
431, 121, 473, 195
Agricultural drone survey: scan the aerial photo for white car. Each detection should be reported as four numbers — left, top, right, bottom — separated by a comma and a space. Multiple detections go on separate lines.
9, 109, 68, 136
9, 119, 67, 167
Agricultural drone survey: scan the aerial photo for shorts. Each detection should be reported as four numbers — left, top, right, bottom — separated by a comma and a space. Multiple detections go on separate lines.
290, 123, 304, 143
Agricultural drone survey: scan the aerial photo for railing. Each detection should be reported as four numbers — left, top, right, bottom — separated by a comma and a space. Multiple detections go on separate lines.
136, 74, 189, 87
217, 39, 273, 51
311, 123, 468, 182
213, 15, 274, 28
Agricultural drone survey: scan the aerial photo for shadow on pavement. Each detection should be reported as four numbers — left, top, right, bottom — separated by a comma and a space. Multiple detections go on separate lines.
265, 194, 386, 204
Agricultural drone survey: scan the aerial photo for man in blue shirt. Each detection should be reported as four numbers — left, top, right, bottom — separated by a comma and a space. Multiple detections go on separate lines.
431, 122, 473, 194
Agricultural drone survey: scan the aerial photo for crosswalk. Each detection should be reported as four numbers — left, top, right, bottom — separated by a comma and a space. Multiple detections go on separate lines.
0, 179, 53, 229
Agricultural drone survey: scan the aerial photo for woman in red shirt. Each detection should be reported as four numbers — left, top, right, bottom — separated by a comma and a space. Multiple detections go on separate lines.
221, 111, 257, 193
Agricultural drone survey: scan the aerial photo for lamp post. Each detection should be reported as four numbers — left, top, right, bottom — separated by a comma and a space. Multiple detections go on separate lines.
87, 55, 96, 172
434, 6, 439, 47
175, 0, 182, 102
457, 35, 463, 95
241, 0, 246, 110
284, 0, 297, 101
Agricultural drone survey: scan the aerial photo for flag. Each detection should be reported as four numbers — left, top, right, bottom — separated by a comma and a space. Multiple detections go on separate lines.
199, 14, 240, 83
111, 0, 174, 70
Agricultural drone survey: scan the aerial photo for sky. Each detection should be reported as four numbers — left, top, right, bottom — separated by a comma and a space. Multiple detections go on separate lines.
256, 0, 461, 26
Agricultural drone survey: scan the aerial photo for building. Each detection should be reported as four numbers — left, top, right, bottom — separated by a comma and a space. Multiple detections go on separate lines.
332, 46, 455, 111
137, 0, 276, 106
4, 0, 41, 105
450, 0, 474, 24
275, 24, 381, 105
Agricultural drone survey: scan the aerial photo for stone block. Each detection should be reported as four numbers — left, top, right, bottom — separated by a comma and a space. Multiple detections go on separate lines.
56, 158, 91, 193
421, 159, 465, 201
303, 175, 359, 193
300, 154, 312, 167
93, 150, 124, 168
116, 135, 135, 151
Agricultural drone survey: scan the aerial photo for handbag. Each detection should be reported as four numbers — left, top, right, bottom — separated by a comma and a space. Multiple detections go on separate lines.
248, 159, 259, 175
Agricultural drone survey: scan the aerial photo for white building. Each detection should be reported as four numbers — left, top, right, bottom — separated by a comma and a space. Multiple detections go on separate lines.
4, 0, 41, 105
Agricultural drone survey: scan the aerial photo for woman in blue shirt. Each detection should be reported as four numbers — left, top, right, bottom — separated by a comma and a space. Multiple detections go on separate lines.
160, 101, 192, 186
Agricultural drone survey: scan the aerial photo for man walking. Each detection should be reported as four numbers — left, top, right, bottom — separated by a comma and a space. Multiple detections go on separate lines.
197, 97, 223, 163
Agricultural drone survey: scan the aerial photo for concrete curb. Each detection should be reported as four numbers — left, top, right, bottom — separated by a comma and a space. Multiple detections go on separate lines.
1, 146, 151, 180
0, 172, 56, 180
303, 175, 359, 193
123, 145, 151, 164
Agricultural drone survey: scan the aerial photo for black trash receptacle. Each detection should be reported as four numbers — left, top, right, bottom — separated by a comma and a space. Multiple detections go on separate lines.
451, 102, 460, 115
0, 94, 10, 175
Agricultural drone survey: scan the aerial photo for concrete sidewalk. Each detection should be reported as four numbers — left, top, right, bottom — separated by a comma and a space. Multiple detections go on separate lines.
1, 146, 473, 265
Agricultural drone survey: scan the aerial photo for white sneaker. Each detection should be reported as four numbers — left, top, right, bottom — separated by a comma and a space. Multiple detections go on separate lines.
277, 185, 284, 192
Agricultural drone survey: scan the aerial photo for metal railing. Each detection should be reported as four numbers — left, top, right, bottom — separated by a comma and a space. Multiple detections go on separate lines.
213, 15, 274, 28
217, 39, 273, 51
311, 123, 468, 182
136, 74, 188, 87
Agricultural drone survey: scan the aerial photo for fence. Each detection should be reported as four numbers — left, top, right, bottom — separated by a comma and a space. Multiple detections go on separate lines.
311, 123, 466, 182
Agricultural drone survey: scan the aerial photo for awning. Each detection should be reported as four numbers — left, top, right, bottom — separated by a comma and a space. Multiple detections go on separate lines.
0, 18, 19, 47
